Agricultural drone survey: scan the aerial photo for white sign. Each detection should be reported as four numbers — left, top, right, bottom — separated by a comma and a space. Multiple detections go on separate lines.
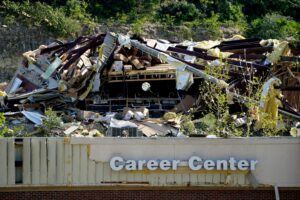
110, 156, 258, 171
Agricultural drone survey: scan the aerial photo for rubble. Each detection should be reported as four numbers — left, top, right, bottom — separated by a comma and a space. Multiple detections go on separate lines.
0, 32, 300, 138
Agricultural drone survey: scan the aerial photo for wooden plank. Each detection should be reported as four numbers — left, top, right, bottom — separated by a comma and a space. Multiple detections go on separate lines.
7, 138, 15, 185
56, 138, 64, 184
72, 144, 80, 184
22, 138, 31, 185
87, 159, 96, 184
47, 138, 57, 184
31, 138, 40, 185
40, 138, 47, 184
95, 162, 104, 184
64, 143, 72, 184
0, 139, 7, 185
79, 145, 88, 184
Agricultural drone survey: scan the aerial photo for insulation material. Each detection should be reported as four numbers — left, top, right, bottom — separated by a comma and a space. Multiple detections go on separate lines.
207, 48, 233, 58
256, 77, 283, 129
195, 40, 221, 50
260, 39, 290, 64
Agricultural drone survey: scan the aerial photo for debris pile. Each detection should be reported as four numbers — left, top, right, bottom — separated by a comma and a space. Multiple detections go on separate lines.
0, 33, 299, 137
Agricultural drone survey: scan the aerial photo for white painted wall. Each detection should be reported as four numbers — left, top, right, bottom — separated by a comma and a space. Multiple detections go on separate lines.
72, 137, 300, 187
0, 137, 299, 187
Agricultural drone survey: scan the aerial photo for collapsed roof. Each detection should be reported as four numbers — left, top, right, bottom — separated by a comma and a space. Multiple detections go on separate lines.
0, 32, 299, 137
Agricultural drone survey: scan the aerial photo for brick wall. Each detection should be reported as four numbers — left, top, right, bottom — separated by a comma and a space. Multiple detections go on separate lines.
1, 189, 299, 200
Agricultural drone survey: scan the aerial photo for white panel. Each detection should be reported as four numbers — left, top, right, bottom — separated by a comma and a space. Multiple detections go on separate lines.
174, 173, 182, 185
190, 174, 198, 185
133, 173, 142, 182
166, 173, 175, 184
0, 139, 7, 185
79, 145, 88, 184
72, 144, 80, 184
7, 138, 15, 185
56, 138, 64, 184
205, 174, 213, 184
64, 143, 72, 184
110, 168, 120, 182
126, 172, 134, 182
40, 138, 47, 184
237, 174, 246, 185
233, 174, 239, 186
181, 174, 189, 185
197, 174, 206, 184
103, 162, 111, 182
141, 174, 147, 182
245, 174, 250, 185
118, 170, 127, 183
31, 138, 40, 185
213, 174, 221, 184
47, 138, 57, 184
87, 159, 96, 184
95, 162, 104, 184
147, 174, 158, 185
158, 174, 167, 186
220, 174, 226, 184
22, 138, 31, 185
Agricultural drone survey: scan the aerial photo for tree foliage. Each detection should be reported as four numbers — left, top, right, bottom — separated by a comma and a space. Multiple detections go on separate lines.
249, 13, 300, 40
0, 0, 299, 39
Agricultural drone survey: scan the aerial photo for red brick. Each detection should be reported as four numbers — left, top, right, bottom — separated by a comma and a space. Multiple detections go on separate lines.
0, 189, 299, 200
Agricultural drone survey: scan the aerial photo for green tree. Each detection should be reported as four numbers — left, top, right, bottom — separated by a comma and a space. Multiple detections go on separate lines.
158, 1, 200, 24
249, 13, 300, 40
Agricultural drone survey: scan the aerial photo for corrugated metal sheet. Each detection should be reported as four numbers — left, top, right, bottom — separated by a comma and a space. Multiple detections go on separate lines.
0, 138, 251, 187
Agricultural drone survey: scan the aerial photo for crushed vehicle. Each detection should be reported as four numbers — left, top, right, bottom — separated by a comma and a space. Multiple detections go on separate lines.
0, 32, 299, 138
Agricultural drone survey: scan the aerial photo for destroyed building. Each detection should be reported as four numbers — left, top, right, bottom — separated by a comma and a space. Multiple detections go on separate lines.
0, 32, 299, 137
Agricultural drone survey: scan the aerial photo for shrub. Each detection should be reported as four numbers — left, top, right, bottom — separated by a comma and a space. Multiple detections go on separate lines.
158, 1, 200, 24
200, 14, 223, 39
0, 113, 8, 137
1, 0, 93, 37
248, 13, 300, 40
41, 107, 62, 135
